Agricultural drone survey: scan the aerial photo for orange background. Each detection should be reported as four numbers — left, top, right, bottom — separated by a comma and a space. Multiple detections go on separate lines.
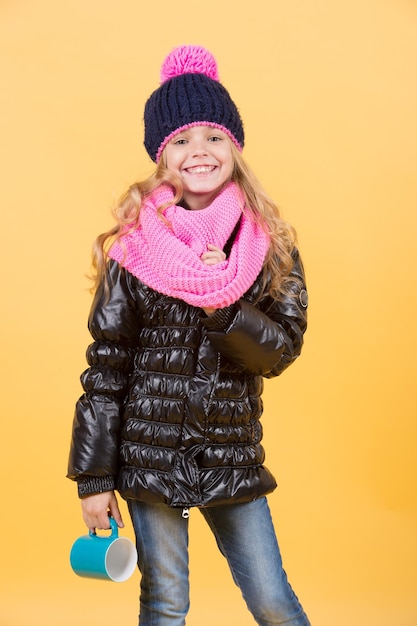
1, 1, 416, 624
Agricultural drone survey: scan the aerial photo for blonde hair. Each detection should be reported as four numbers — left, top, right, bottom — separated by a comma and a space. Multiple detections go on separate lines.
228, 144, 298, 301
91, 141, 298, 301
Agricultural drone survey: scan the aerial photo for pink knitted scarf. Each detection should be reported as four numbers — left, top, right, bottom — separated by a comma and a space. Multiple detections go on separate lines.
108, 182, 270, 308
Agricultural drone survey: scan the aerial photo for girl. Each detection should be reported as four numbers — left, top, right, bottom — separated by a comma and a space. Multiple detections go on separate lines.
68, 45, 311, 626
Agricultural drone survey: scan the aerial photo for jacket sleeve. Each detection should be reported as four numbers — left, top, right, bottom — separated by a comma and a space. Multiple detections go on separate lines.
203, 249, 308, 377
67, 260, 139, 496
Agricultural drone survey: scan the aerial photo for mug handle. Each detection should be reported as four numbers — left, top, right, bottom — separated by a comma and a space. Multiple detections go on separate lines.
89, 516, 119, 538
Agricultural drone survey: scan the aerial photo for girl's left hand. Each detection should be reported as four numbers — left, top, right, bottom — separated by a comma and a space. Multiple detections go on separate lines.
200, 245, 226, 316
200, 244, 226, 266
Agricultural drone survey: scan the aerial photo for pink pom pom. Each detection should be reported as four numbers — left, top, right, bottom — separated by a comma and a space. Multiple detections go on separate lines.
160, 45, 219, 84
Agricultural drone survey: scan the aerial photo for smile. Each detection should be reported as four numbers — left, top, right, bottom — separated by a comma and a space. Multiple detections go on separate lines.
184, 166, 216, 175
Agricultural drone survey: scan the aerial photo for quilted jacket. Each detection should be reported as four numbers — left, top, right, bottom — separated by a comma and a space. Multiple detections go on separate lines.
67, 251, 308, 509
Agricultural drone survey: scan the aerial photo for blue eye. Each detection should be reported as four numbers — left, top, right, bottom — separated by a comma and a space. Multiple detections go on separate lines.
174, 138, 187, 145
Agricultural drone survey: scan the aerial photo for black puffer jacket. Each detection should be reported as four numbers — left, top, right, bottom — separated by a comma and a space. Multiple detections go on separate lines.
67, 252, 308, 508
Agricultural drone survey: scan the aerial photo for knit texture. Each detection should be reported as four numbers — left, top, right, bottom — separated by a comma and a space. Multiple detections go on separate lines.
108, 183, 270, 309
144, 46, 244, 162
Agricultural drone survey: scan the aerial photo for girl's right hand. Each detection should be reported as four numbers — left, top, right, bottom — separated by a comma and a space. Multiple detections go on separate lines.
81, 490, 124, 533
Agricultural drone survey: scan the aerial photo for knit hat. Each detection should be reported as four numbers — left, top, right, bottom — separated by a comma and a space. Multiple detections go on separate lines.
144, 45, 244, 162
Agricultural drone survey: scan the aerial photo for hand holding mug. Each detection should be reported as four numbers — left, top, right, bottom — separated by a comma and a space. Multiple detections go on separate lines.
70, 517, 137, 583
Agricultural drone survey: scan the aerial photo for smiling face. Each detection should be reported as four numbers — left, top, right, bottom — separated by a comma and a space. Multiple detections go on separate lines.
163, 125, 234, 210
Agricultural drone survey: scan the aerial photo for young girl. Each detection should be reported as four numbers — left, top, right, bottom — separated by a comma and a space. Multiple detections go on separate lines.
68, 45, 311, 626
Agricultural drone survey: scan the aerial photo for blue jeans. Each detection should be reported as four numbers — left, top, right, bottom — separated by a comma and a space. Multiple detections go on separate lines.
128, 497, 311, 626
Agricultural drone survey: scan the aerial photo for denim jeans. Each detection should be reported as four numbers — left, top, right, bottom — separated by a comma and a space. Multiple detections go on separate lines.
128, 497, 311, 626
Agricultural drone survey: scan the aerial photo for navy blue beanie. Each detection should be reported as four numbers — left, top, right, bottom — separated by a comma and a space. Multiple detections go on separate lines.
144, 46, 244, 162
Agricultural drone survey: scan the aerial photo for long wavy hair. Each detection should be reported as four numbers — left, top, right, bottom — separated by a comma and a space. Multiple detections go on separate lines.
90, 141, 298, 302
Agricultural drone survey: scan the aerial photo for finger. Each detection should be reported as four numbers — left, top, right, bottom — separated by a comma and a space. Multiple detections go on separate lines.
81, 508, 96, 532
109, 497, 125, 528
201, 252, 226, 264
204, 245, 226, 260
81, 512, 96, 531
202, 257, 218, 265
95, 512, 112, 530
81, 507, 109, 531
206, 244, 222, 252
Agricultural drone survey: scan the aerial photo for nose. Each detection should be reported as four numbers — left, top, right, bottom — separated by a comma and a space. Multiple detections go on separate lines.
190, 138, 208, 157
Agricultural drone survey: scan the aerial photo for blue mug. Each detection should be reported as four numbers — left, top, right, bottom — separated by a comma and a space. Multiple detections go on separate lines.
70, 517, 137, 582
